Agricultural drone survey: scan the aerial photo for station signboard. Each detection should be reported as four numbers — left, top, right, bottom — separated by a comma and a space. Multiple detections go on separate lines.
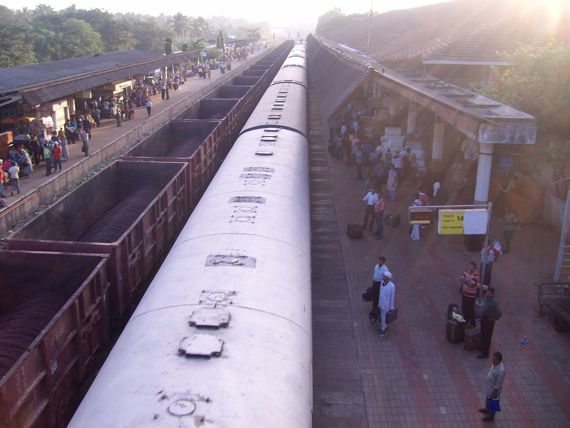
438, 209, 488, 235
409, 207, 434, 225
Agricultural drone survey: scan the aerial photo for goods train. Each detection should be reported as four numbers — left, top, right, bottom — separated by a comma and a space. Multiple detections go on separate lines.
69, 43, 311, 427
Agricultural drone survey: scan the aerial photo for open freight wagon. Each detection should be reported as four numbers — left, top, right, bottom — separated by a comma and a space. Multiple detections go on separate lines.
6, 160, 189, 325
0, 251, 109, 428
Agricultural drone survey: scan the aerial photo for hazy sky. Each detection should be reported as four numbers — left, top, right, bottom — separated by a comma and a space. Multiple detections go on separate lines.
1, 0, 447, 29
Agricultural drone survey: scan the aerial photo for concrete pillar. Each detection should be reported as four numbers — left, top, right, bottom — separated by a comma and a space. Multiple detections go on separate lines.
474, 143, 494, 203
407, 102, 418, 134
431, 117, 446, 170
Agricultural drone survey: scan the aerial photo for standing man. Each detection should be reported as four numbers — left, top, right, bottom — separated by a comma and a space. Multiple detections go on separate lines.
481, 242, 499, 286
362, 188, 379, 231
460, 262, 480, 327
378, 271, 396, 337
43, 142, 53, 176
145, 99, 153, 117
478, 287, 501, 359
370, 256, 389, 323
503, 208, 518, 254
374, 192, 385, 239
8, 161, 20, 196
479, 351, 506, 422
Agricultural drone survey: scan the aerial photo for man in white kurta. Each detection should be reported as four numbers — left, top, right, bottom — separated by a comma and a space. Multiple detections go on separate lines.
378, 271, 396, 336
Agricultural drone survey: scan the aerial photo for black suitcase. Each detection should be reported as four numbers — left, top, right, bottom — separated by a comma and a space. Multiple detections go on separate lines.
464, 326, 481, 351
446, 319, 465, 343
347, 224, 364, 239
385, 214, 401, 227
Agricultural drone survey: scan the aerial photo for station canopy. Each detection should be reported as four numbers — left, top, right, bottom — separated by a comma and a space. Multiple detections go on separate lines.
0, 50, 197, 105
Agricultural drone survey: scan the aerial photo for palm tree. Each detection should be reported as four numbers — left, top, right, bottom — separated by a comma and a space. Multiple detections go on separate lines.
170, 13, 188, 42
189, 16, 210, 41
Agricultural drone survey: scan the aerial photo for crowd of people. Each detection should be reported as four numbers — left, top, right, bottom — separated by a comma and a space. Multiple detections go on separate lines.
331, 98, 511, 422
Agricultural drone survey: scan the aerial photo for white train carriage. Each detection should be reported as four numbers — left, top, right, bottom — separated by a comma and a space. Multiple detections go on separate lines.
70, 44, 311, 428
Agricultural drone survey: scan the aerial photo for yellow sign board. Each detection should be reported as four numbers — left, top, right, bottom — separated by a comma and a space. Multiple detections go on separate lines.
438, 209, 489, 235
438, 210, 464, 235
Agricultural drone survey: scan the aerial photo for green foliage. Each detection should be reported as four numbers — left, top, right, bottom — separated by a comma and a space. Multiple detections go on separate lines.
316, 8, 345, 35
0, 5, 241, 66
0, 6, 36, 66
473, 43, 570, 138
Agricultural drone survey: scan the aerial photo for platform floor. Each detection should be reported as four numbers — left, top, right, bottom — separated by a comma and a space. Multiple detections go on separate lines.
309, 90, 570, 427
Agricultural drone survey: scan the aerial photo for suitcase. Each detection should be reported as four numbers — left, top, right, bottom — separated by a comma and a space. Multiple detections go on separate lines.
347, 224, 364, 239
385, 214, 401, 227
464, 326, 481, 351
446, 319, 465, 343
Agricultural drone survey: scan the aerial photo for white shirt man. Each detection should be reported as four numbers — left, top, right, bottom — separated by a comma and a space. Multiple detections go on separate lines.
362, 190, 379, 206
378, 271, 396, 335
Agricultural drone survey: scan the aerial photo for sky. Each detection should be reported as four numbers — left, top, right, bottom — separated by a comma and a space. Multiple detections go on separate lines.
1, 0, 447, 29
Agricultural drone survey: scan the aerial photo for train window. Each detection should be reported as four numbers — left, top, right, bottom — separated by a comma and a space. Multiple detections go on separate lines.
244, 167, 275, 173
268, 114, 281, 119
229, 196, 266, 204
206, 254, 257, 268
264, 128, 280, 133
271, 107, 284, 111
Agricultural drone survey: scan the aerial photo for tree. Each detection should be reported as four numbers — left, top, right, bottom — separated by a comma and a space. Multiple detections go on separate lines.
66, 8, 135, 51
0, 6, 36, 66
170, 13, 189, 42
189, 17, 210, 41
58, 19, 104, 58
316, 8, 345, 35
475, 43, 570, 137
473, 43, 570, 197
216, 30, 225, 50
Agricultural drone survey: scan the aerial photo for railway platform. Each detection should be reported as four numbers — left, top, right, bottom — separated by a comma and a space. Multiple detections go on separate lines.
309, 91, 570, 427
0, 48, 266, 235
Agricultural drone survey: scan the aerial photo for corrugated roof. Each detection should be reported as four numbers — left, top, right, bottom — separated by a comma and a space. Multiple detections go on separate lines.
0, 50, 159, 94
317, 0, 569, 64
311, 35, 537, 145
0, 50, 199, 105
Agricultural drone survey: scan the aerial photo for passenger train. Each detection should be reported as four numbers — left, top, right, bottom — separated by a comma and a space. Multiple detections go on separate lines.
69, 43, 311, 427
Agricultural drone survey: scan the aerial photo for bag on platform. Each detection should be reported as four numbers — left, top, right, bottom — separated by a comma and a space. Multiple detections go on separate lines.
489, 398, 501, 413
386, 308, 398, 324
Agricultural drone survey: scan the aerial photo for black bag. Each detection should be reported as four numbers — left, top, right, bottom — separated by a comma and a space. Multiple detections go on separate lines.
446, 319, 465, 343
386, 308, 398, 324
362, 287, 373, 302
464, 326, 481, 351
347, 224, 364, 239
